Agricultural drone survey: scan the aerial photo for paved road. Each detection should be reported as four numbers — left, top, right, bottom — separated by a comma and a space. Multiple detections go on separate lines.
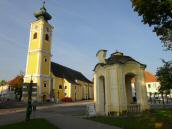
0, 101, 121, 129
0, 101, 92, 115
150, 104, 172, 109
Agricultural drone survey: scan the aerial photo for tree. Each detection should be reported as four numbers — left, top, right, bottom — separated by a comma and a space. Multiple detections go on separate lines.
0, 80, 7, 85
8, 76, 23, 88
8, 75, 24, 101
156, 60, 172, 103
131, 0, 172, 50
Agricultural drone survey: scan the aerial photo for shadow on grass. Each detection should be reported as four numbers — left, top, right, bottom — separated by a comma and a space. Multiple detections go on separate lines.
88, 109, 172, 129
0, 118, 59, 129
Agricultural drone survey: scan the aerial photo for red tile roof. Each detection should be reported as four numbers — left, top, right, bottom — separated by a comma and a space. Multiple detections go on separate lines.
144, 71, 158, 82
8, 76, 23, 88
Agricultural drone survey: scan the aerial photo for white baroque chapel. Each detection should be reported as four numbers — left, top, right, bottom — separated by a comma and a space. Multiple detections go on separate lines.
94, 50, 150, 116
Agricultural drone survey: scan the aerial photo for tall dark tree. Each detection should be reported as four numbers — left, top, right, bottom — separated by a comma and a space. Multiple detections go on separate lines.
131, 0, 172, 50
156, 60, 172, 93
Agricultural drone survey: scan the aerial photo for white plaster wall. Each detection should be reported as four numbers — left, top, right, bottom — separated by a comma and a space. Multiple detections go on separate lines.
94, 65, 106, 115
146, 82, 160, 95
106, 65, 119, 113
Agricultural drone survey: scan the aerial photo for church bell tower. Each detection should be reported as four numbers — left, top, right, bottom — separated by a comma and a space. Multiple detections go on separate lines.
24, 2, 53, 101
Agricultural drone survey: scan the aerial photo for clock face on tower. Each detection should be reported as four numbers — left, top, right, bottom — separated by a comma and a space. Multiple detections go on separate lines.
46, 27, 49, 32
33, 25, 39, 31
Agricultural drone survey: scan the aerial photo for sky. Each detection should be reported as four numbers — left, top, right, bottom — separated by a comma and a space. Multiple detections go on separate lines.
0, 0, 171, 81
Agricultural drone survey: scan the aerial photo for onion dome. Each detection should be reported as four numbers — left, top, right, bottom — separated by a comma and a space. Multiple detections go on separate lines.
34, 2, 52, 21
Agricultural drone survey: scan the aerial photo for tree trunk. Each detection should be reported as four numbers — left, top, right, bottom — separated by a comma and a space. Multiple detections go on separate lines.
161, 93, 165, 106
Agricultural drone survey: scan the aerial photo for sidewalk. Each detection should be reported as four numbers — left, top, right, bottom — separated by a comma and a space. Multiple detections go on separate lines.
45, 113, 122, 129
0, 110, 121, 129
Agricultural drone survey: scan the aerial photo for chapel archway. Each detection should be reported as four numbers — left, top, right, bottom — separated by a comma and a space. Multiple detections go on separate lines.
99, 76, 106, 113
125, 73, 137, 104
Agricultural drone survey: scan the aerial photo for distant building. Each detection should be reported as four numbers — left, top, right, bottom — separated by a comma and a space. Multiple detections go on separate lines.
131, 71, 160, 97
0, 84, 15, 99
0, 84, 9, 97
144, 71, 160, 96
23, 3, 93, 102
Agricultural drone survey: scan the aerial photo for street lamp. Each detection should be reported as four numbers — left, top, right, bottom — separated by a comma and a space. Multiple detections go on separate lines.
25, 77, 33, 121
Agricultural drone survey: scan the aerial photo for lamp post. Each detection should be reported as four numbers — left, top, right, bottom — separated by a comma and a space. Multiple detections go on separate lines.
25, 78, 33, 121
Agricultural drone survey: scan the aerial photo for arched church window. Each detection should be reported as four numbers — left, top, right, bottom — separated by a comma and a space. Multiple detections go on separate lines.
59, 85, 62, 89
44, 58, 47, 62
33, 32, 37, 39
44, 82, 47, 87
45, 34, 49, 41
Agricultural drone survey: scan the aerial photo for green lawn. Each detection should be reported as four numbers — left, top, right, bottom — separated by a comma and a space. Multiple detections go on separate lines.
89, 109, 172, 129
0, 118, 59, 129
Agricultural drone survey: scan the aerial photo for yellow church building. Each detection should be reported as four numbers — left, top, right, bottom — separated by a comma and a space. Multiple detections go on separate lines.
23, 3, 93, 102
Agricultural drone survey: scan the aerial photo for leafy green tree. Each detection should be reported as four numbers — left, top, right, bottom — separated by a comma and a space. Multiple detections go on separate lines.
8, 75, 24, 101
131, 0, 172, 50
0, 80, 7, 85
156, 60, 172, 104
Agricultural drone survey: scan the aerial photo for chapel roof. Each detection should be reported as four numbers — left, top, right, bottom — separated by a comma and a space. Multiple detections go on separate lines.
51, 62, 92, 84
106, 53, 145, 66
94, 51, 146, 70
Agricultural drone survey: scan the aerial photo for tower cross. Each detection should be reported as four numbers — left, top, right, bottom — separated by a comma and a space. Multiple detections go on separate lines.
43, 0, 46, 6
42, 0, 47, 7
